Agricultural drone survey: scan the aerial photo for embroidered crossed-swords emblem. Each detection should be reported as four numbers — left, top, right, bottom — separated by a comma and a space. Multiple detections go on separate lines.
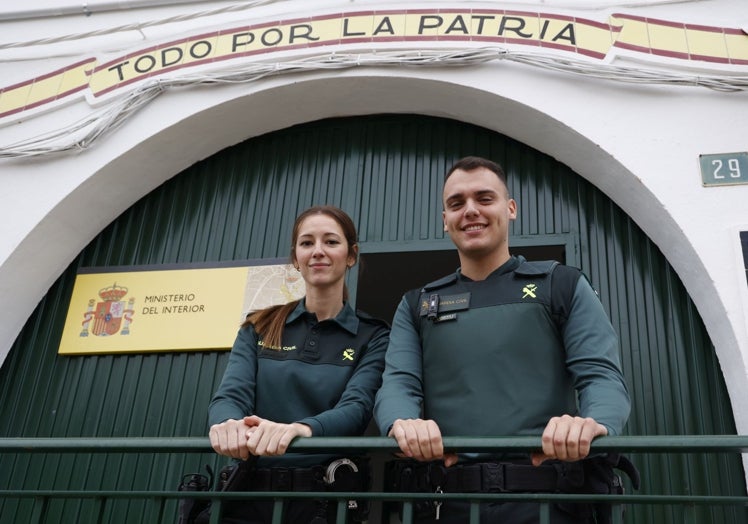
342, 348, 355, 361
522, 284, 538, 298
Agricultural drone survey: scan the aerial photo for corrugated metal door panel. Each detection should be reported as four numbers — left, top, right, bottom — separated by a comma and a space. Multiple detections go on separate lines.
0, 114, 745, 523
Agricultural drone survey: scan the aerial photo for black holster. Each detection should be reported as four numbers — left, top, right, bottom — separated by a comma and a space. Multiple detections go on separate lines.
216, 457, 256, 492
177, 465, 213, 524
555, 453, 640, 524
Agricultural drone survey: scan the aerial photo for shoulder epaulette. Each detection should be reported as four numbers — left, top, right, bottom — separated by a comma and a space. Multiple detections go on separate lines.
514, 259, 559, 277
421, 272, 459, 292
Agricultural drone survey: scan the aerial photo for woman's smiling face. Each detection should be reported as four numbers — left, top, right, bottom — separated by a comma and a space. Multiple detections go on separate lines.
293, 214, 356, 291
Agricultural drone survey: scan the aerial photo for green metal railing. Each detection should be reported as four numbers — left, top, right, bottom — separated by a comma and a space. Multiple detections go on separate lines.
1, 436, 747, 524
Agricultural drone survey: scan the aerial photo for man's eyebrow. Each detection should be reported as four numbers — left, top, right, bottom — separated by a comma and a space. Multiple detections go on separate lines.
445, 188, 498, 201
445, 192, 464, 202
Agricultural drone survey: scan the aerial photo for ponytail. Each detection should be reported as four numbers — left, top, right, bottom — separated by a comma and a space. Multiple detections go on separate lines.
242, 300, 300, 350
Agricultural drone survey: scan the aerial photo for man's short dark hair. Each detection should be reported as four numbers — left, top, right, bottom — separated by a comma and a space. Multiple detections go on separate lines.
445, 156, 507, 186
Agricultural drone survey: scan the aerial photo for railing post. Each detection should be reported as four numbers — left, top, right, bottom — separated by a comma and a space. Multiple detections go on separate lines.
684, 503, 698, 524
612, 503, 624, 524
401, 500, 414, 523
334, 499, 347, 524
93, 495, 105, 524
209, 497, 222, 524
145, 496, 164, 523
539, 501, 550, 524
468, 499, 480, 523
270, 498, 283, 524
30, 495, 47, 524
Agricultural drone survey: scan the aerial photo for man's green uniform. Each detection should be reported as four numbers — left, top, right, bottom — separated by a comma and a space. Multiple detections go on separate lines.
374, 256, 630, 523
375, 255, 629, 438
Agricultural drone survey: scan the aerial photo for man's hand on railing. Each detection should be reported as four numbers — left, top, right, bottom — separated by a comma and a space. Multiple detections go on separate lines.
531, 414, 608, 466
389, 418, 459, 467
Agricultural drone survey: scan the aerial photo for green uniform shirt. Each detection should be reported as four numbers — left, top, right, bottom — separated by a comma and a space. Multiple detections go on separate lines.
374, 256, 630, 442
209, 299, 389, 466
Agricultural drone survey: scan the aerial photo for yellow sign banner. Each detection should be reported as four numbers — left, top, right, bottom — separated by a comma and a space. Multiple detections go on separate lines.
88, 11, 609, 96
58, 261, 305, 355
2, 10, 747, 123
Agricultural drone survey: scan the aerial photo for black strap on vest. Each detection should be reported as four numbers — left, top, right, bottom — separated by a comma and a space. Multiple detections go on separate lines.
408, 258, 570, 333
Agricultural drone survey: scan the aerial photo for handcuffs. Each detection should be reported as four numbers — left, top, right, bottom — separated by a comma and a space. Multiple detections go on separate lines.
324, 458, 361, 509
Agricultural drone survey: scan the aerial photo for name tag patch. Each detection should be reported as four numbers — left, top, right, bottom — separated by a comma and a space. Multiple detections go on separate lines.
419, 292, 470, 319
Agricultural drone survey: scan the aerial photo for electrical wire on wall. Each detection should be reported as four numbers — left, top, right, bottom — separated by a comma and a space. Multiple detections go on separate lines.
0, 46, 747, 159
0, 0, 280, 51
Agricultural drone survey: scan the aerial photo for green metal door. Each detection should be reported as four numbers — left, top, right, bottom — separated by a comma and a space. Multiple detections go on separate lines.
0, 114, 745, 523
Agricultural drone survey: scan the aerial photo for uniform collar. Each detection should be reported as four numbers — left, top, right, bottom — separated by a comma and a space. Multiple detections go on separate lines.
457, 255, 522, 282
286, 298, 360, 335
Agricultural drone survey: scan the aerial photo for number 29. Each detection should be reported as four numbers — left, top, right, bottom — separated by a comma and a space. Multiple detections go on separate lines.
712, 158, 742, 179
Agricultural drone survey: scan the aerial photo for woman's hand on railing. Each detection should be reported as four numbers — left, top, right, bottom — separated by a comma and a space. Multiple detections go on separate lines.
243, 415, 312, 457
209, 418, 254, 460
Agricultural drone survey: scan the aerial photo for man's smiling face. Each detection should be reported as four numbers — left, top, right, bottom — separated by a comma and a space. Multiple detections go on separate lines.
442, 166, 517, 261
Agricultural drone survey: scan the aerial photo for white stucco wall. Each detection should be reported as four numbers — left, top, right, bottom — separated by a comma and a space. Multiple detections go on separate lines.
1, 0, 747, 451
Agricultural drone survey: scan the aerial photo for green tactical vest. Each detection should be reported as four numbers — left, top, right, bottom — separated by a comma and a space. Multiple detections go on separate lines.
409, 258, 580, 437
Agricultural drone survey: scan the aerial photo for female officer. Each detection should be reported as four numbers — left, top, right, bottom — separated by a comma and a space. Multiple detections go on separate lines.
204, 205, 389, 524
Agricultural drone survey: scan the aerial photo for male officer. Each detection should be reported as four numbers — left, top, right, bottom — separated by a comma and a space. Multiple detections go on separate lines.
374, 156, 631, 523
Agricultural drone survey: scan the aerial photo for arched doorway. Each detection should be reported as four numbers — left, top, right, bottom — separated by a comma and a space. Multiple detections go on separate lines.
0, 114, 744, 523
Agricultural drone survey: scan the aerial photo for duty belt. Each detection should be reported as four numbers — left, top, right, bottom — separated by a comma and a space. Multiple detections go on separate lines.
390, 460, 562, 493
248, 466, 326, 492
230, 457, 366, 493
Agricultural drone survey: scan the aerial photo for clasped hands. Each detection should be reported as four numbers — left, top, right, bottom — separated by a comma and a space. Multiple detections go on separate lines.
209, 415, 312, 460
388, 414, 607, 467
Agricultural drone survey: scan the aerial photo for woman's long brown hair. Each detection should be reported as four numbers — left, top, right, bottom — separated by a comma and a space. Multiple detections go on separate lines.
241, 206, 358, 349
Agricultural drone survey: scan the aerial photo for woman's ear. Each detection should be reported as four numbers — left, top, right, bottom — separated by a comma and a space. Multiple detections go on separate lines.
348, 243, 359, 268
